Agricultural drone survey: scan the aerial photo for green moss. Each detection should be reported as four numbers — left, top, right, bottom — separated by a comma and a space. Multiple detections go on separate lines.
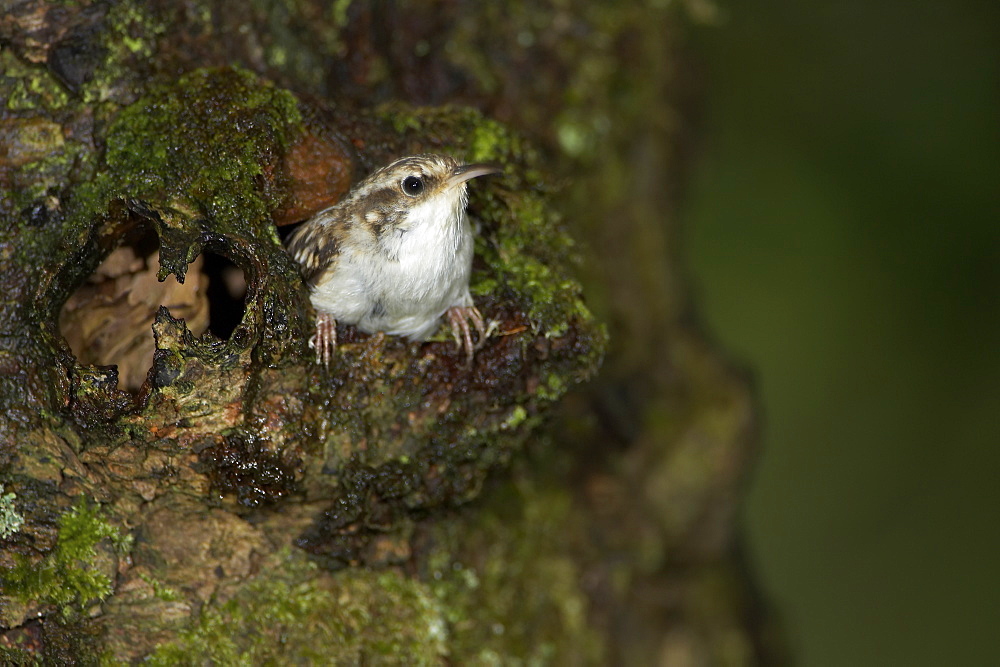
147, 554, 447, 664
425, 474, 603, 664
4, 65, 305, 331
501, 406, 529, 430
1, 50, 71, 111
467, 117, 518, 165
7, 139, 90, 213
248, 0, 348, 95
331, 0, 354, 27
137, 573, 183, 602
1, 499, 131, 617
0, 484, 25, 539
71, 66, 302, 234
0, 646, 33, 665
79, 2, 168, 104
536, 372, 568, 402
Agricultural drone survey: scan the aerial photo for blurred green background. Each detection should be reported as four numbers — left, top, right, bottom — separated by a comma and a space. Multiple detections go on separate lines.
682, 0, 999, 664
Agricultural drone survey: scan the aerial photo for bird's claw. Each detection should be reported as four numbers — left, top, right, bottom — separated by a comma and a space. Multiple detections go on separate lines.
311, 312, 337, 366
446, 305, 487, 367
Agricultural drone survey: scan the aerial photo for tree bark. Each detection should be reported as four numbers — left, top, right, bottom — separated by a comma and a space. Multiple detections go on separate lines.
0, 1, 780, 663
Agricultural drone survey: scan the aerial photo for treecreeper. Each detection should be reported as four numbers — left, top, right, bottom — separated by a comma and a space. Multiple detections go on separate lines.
286, 153, 501, 365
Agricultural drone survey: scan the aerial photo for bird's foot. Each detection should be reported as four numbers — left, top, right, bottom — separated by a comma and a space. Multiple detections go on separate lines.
446, 305, 487, 367
310, 312, 337, 366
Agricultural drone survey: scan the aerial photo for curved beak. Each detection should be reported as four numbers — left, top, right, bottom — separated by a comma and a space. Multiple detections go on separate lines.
449, 162, 503, 187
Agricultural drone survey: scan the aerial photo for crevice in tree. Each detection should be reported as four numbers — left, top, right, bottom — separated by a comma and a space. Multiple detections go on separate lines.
201, 250, 248, 342
58, 225, 208, 394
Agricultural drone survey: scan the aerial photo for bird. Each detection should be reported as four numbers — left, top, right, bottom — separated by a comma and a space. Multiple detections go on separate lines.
285, 153, 501, 366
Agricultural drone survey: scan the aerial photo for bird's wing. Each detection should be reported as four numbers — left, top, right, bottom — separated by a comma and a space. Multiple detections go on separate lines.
286, 213, 341, 287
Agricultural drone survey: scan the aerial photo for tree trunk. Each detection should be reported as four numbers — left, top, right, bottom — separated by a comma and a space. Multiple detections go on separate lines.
0, 1, 780, 663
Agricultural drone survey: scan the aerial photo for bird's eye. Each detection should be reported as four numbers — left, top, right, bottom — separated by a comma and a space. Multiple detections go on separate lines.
402, 175, 424, 196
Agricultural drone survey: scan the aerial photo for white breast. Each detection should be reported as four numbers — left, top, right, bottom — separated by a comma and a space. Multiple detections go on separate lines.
309, 189, 475, 340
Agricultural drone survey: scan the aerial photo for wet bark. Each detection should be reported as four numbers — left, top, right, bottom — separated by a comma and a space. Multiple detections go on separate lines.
0, 1, 781, 663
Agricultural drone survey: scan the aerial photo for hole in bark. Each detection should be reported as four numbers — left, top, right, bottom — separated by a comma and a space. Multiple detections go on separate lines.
59, 228, 209, 393
201, 251, 248, 341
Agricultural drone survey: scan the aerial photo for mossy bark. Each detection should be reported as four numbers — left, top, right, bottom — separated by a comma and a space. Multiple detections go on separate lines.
0, 1, 780, 663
